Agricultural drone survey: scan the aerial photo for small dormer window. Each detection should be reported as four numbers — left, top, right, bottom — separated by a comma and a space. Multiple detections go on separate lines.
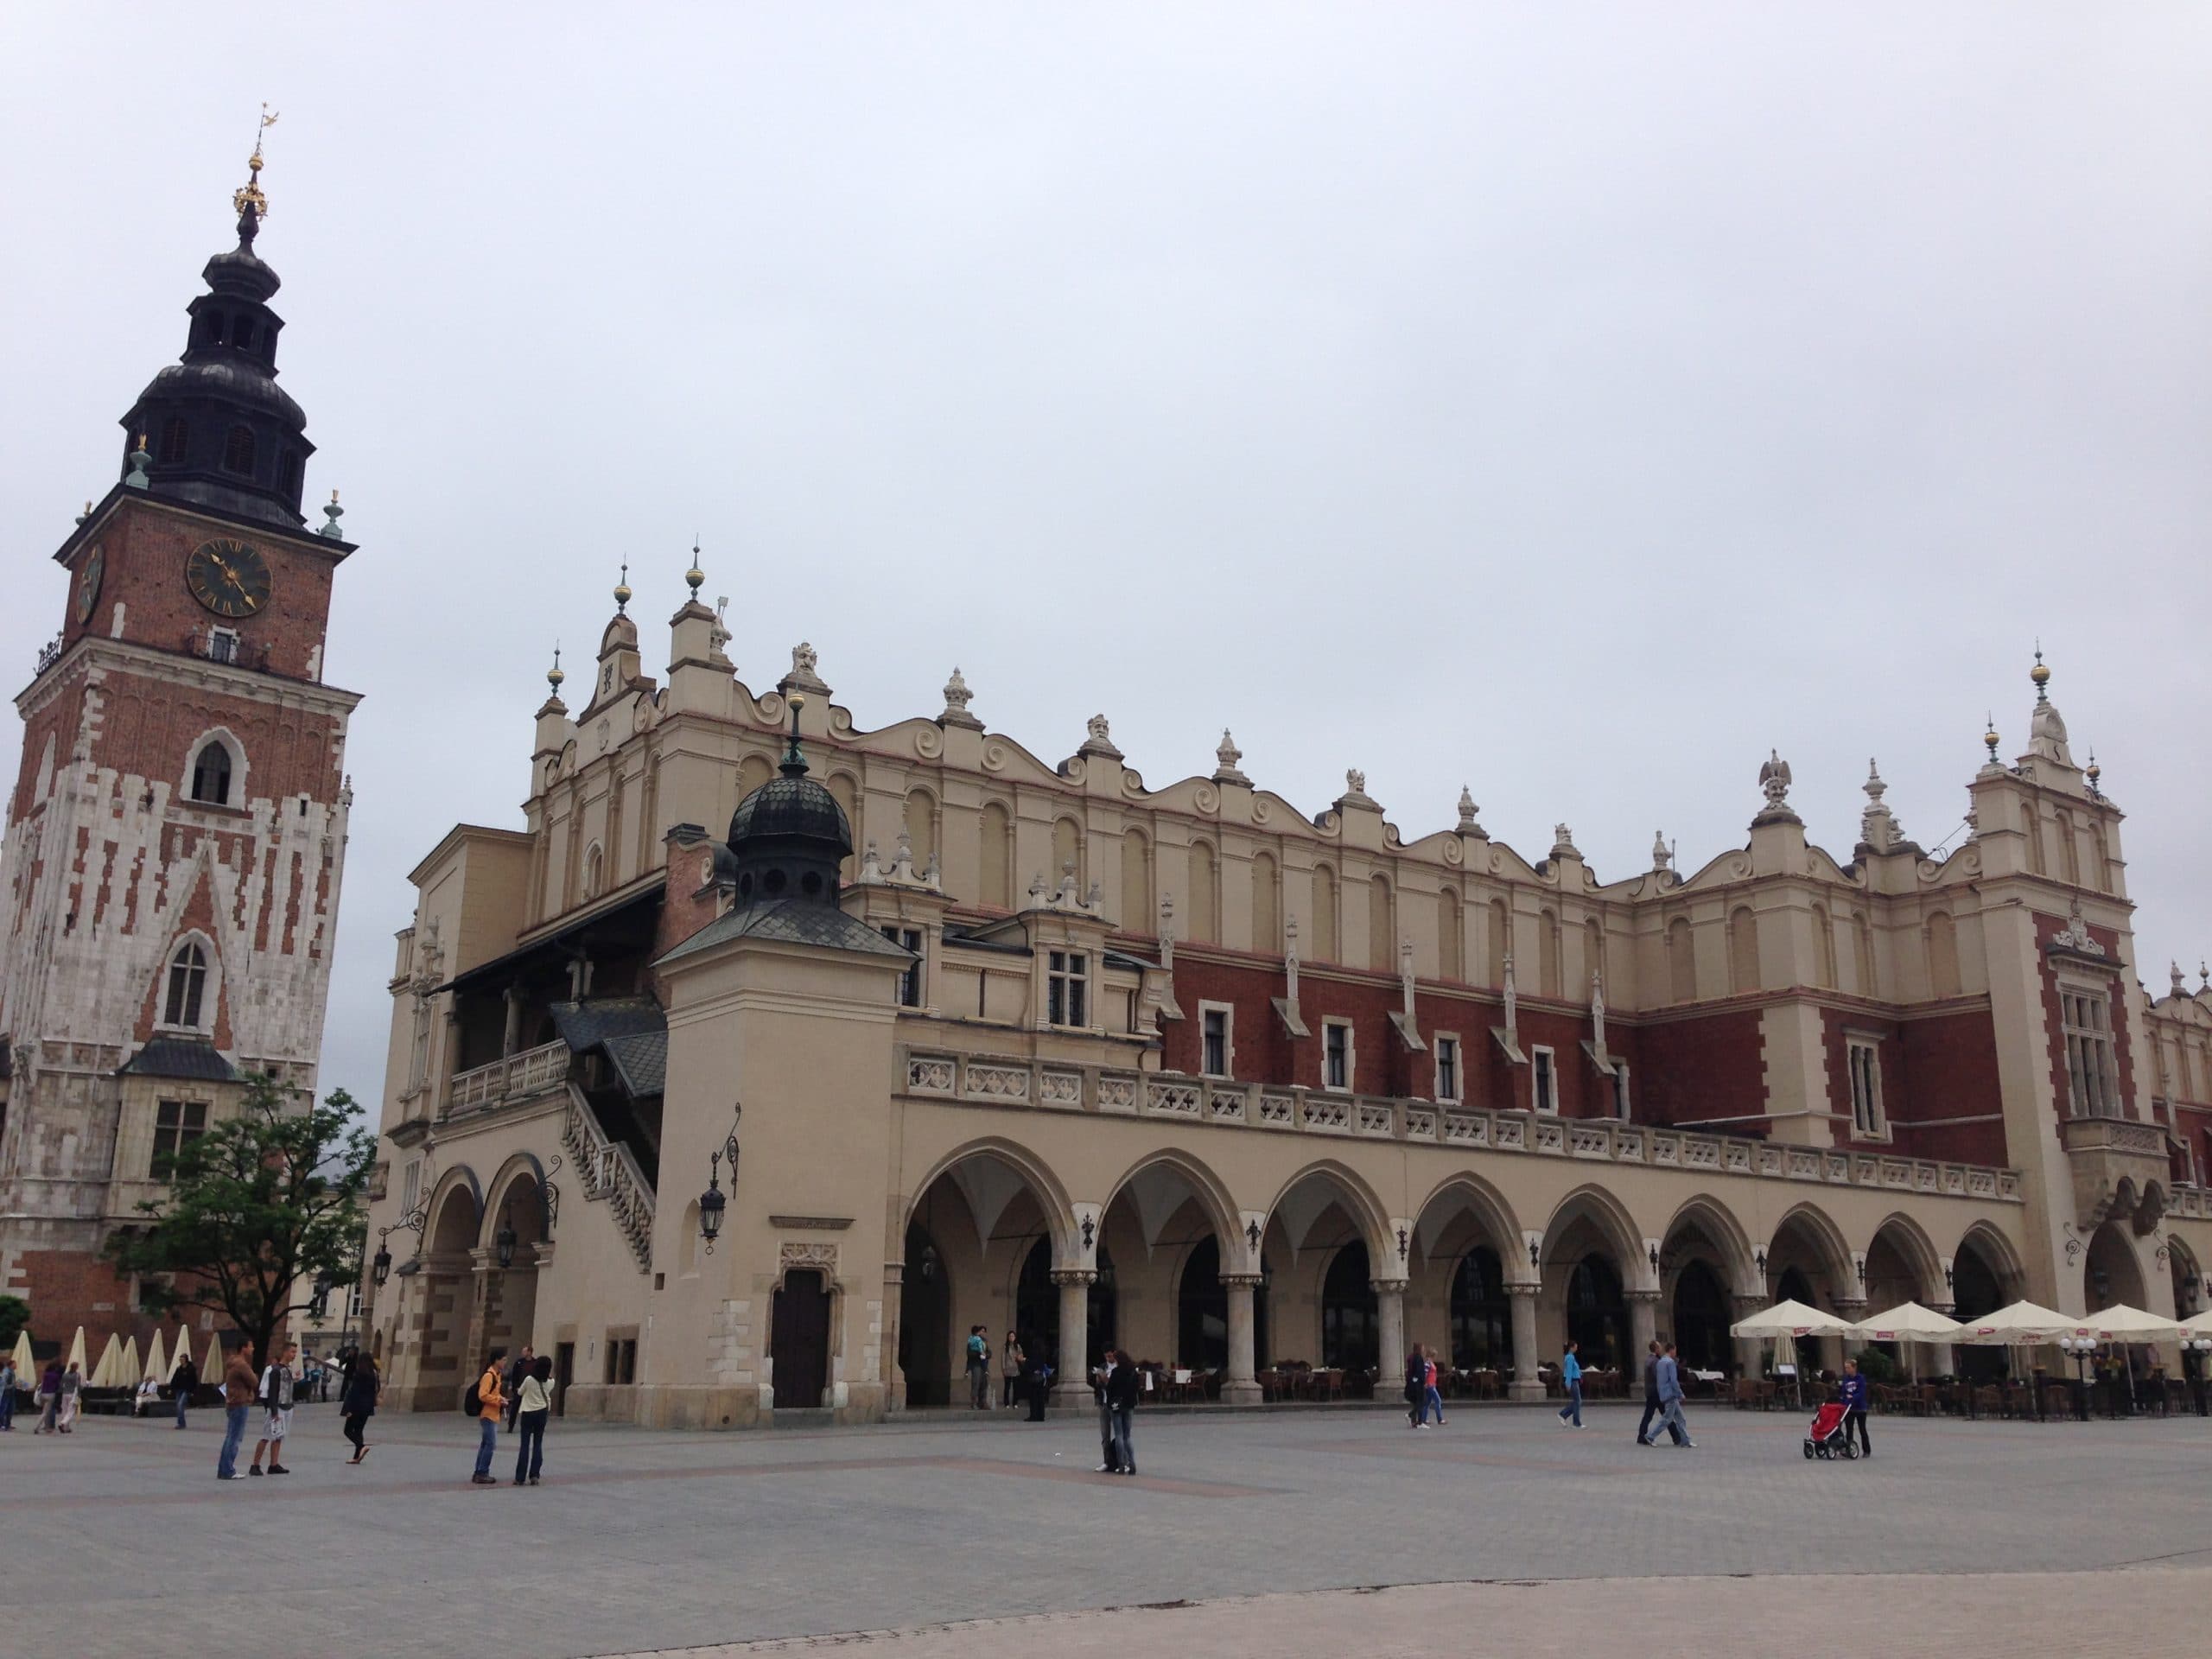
1047, 950, 1088, 1027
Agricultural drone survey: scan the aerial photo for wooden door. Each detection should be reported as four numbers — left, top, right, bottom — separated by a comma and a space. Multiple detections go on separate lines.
772, 1270, 832, 1408
553, 1342, 574, 1418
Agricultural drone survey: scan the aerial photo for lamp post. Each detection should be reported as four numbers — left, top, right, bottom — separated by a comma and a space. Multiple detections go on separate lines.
698, 1150, 728, 1254
2060, 1337, 2094, 1421
2190, 1338, 2212, 1419
372, 1243, 392, 1287
494, 1205, 518, 1271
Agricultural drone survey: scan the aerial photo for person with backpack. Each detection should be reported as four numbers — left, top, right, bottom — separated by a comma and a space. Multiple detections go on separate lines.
1555, 1338, 1586, 1429
340, 1351, 380, 1464
965, 1325, 990, 1410
170, 1349, 199, 1429
218, 1340, 257, 1478
468, 1347, 506, 1484
513, 1353, 556, 1484
249, 1339, 297, 1475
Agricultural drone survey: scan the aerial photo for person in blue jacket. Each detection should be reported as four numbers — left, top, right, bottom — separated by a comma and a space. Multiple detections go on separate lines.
1556, 1338, 1586, 1428
1838, 1357, 1872, 1457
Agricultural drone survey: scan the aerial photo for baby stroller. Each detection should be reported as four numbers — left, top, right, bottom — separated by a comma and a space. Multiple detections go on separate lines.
1803, 1399, 1858, 1459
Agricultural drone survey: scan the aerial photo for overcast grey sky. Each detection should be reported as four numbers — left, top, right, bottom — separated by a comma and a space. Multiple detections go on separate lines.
4, 5, 2208, 1108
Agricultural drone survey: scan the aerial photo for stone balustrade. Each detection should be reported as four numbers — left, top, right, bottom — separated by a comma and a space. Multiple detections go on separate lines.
447, 1039, 569, 1115
899, 1048, 2026, 1204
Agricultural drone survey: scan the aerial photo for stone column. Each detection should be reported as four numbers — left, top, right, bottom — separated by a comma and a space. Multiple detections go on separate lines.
1052, 1269, 1094, 1407
1628, 1289, 1659, 1369
1222, 1274, 1262, 1405
1925, 1304, 1956, 1381
1374, 1278, 1408, 1379
1508, 1283, 1543, 1401
1732, 1294, 1767, 1382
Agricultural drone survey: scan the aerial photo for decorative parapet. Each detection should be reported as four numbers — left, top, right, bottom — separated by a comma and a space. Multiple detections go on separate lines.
447, 1039, 569, 1116
894, 1050, 2025, 1203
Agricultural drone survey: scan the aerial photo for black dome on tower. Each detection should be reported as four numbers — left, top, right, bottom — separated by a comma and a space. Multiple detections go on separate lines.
118, 147, 314, 530
726, 703, 851, 906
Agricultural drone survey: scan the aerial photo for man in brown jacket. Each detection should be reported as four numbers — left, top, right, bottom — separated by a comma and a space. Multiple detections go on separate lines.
218, 1340, 257, 1480
471, 1347, 506, 1484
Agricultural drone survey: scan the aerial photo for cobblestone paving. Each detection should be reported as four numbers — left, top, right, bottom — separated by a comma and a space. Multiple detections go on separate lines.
3, 1402, 2209, 1659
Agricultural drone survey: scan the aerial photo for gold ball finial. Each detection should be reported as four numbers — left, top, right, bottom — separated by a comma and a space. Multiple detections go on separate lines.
547, 645, 565, 691
787, 690, 808, 712
686, 540, 705, 598
1983, 713, 1999, 760
613, 559, 632, 614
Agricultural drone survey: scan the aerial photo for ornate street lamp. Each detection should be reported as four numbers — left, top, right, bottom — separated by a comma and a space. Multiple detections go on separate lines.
494, 1205, 518, 1270
371, 1243, 392, 1287
699, 1150, 728, 1253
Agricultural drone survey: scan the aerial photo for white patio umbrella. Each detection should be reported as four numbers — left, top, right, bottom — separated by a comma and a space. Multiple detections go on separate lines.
1853, 1301, 1962, 1384
8, 1329, 32, 1381
168, 1325, 194, 1379
88, 1332, 123, 1388
65, 1326, 87, 1374
1948, 1300, 2073, 1343
2183, 1309, 2212, 1338
2066, 1306, 2187, 1343
1732, 1300, 1853, 1408
143, 1329, 168, 1386
119, 1336, 142, 1387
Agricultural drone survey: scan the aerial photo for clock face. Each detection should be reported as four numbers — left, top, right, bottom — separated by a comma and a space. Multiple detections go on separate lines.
74, 543, 104, 624
186, 538, 271, 619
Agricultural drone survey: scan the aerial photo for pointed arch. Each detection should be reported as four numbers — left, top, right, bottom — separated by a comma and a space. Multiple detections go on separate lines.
1770, 1201, 1856, 1299
1121, 826, 1154, 935
1099, 1147, 1241, 1257
1251, 850, 1281, 952
1189, 839, 1219, 944
157, 931, 220, 1033
1542, 1182, 1648, 1289
1953, 1219, 2026, 1302
1863, 1211, 1944, 1306
1661, 1193, 1759, 1297
900, 1138, 1077, 1266
484, 1152, 552, 1246
179, 726, 249, 809
423, 1164, 485, 1259
1411, 1172, 1524, 1279
1266, 1158, 1393, 1265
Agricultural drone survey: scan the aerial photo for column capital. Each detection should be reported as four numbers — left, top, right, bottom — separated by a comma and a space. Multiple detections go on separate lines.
1049, 1269, 1097, 1288
1219, 1273, 1264, 1288
1732, 1293, 1769, 1315
1506, 1281, 1541, 1300
1369, 1277, 1409, 1295
1625, 1288, 1661, 1306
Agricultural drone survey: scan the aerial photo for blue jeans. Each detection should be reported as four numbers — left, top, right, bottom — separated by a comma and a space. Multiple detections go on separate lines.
474, 1414, 499, 1477
514, 1409, 547, 1481
1657, 1399, 1688, 1442
218, 1404, 249, 1477
1109, 1405, 1134, 1471
1422, 1385, 1445, 1424
174, 1386, 189, 1427
1559, 1381, 1583, 1426
0, 1386, 13, 1428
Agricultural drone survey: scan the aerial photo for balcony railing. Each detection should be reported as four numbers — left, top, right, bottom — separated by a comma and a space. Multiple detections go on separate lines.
899, 1051, 2026, 1204
447, 1039, 569, 1116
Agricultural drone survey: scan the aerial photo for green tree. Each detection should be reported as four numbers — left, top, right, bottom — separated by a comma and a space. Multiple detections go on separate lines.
106, 1072, 373, 1368
0, 1293, 28, 1351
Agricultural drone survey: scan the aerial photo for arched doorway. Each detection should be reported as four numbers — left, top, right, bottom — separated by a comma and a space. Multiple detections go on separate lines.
2085, 1221, 2145, 1314
772, 1269, 832, 1408
1449, 1246, 1512, 1370
899, 1221, 951, 1406
416, 1179, 481, 1410
1567, 1255, 1627, 1370
1950, 1238, 2007, 1382
485, 1170, 546, 1366
1179, 1236, 1226, 1370
1322, 1241, 1378, 1370
1672, 1261, 1731, 1374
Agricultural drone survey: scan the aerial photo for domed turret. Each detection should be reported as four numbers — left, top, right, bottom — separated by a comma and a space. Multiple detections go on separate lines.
117, 124, 315, 528
726, 693, 851, 905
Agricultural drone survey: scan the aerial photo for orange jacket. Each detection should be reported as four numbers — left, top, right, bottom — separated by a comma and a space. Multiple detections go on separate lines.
223, 1353, 257, 1408
478, 1366, 505, 1421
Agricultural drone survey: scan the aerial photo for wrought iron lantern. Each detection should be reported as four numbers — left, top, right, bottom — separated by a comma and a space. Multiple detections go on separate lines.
371, 1243, 392, 1287
699, 1150, 728, 1252
494, 1205, 518, 1270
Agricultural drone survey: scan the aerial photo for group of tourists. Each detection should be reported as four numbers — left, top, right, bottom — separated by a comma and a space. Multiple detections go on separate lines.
961, 1326, 1055, 1420
1402, 1344, 1448, 1427
3, 1356, 85, 1433
467, 1344, 558, 1486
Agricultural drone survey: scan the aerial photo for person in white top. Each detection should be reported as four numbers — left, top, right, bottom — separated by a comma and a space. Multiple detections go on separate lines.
250, 1340, 298, 1476
512, 1353, 558, 1485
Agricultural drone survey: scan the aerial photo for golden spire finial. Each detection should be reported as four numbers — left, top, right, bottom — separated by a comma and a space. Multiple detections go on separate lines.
233, 105, 279, 223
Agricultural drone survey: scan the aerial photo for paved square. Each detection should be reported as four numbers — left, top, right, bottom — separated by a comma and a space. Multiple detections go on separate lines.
3, 1401, 2209, 1658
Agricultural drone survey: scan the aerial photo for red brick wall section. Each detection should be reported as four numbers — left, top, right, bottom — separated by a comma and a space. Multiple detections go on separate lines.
2034, 912, 2139, 1124
1820, 1006, 2010, 1166
65, 499, 338, 682
652, 839, 722, 964
1624, 1009, 1766, 1134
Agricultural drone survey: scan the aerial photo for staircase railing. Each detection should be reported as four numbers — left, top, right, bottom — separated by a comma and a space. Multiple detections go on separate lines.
560, 1083, 656, 1273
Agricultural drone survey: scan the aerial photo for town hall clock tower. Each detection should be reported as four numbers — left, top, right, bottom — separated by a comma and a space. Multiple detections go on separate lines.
0, 142, 362, 1342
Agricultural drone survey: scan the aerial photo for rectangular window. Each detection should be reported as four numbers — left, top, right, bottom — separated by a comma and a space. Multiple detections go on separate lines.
1847, 1038, 1885, 1137
1531, 1046, 1557, 1114
207, 627, 240, 664
1434, 1035, 1460, 1103
1324, 1020, 1353, 1092
401, 1159, 422, 1217
881, 926, 923, 1007
605, 1335, 638, 1385
1612, 1063, 1632, 1122
1201, 1005, 1231, 1077
150, 1098, 207, 1178
2061, 988, 2118, 1118
1046, 950, 1088, 1027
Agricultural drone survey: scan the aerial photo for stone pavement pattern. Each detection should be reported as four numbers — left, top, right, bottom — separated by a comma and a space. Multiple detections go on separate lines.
3, 1402, 2209, 1659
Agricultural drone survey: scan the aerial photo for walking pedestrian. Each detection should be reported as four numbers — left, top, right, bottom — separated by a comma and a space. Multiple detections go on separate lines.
1105, 1346, 1141, 1476
0, 1354, 15, 1430
469, 1347, 506, 1484
57, 1360, 82, 1433
1094, 1350, 1122, 1471
250, 1340, 297, 1474
1023, 1350, 1052, 1422
513, 1354, 556, 1484
1656, 1341, 1694, 1448
1556, 1338, 1586, 1429
341, 1350, 379, 1464
35, 1359, 60, 1433
218, 1340, 257, 1478
1839, 1357, 1872, 1458
1000, 1331, 1024, 1409
1403, 1344, 1426, 1427
503, 1344, 533, 1430
170, 1348, 199, 1429
1637, 1339, 1686, 1446
1423, 1345, 1446, 1427
965, 1325, 990, 1409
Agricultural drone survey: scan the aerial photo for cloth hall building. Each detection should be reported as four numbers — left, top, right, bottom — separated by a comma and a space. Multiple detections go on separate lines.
360, 569, 2212, 1425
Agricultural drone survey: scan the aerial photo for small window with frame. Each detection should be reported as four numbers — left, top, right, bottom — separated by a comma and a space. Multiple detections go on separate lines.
1846, 1035, 1886, 1138
1433, 1033, 1461, 1103
150, 1097, 208, 1178
1047, 950, 1088, 1027
1323, 1019, 1355, 1092
2060, 986, 2118, 1119
881, 926, 924, 1007
1531, 1046, 1557, 1114
1611, 1062, 1631, 1122
1199, 1001, 1234, 1078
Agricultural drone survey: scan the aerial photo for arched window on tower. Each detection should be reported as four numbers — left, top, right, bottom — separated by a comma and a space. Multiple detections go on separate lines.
222, 425, 257, 478
189, 741, 232, 806
158, 417, 189, 466
280, 451, 303, 501
163, 942, 208, 1029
